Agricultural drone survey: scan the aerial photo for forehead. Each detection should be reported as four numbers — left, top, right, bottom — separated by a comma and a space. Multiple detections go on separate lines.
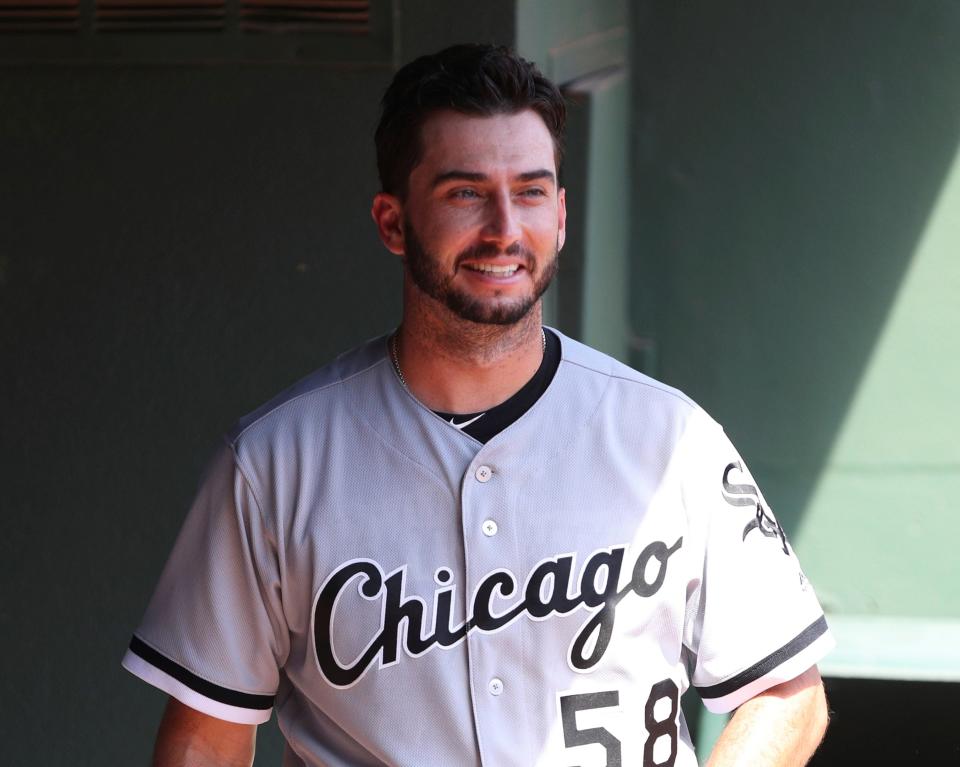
415, 109, 557, 177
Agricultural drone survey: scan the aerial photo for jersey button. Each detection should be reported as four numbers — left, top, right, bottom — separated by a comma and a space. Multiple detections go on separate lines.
482, 519, 498, 537
475, 465, 493, 483
488, 678, 504, 696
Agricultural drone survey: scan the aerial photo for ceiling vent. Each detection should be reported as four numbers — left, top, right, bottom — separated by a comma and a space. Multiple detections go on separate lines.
95, 0, 226, 32
240, 0, 369, 34
0, 0, 80, 32
0, 0, 390, 61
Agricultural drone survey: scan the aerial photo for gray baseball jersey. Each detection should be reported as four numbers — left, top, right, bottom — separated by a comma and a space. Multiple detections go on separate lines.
123, 329, 833, 766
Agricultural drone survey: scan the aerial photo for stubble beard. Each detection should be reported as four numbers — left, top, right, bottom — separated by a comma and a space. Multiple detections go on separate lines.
403, 220, 559, 326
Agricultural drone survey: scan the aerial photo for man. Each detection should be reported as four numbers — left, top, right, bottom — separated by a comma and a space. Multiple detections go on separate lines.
124, 44, 833, 766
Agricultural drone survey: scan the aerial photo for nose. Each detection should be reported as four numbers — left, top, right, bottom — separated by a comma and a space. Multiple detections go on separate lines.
481, 190, 522, 247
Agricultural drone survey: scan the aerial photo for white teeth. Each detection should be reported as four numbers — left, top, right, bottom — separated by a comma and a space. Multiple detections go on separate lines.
468, 264, 519, 275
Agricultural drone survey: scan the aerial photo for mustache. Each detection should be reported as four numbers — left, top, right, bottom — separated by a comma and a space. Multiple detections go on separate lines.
454, 241, 536, 270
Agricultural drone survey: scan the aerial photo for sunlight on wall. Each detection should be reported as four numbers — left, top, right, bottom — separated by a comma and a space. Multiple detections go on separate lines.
794, 144, 960, 623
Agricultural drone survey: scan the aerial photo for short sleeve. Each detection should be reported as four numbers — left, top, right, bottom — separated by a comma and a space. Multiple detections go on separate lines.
681, 412, 834, 713
121, 441, 289, 724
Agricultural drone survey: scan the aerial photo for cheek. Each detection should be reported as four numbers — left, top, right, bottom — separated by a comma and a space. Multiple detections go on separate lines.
419, 214, 481, 251
531, 218, 563, 249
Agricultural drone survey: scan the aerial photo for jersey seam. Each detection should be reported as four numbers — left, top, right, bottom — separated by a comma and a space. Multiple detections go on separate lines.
551, 328, 696, 408
393, 374, 486, 447
347, 381, 464, 488
225, 436, 270, 530
678, 411, 709, 659
480, 354, 615, 463
559, 357, 697, 408
224, 438, 293, 665
230, 352, 390, 446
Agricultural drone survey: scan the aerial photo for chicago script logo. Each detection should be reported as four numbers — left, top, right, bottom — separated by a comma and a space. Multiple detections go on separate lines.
311, 537, 683, 688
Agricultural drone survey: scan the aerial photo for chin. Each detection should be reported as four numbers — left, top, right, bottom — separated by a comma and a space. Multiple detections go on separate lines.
445, 292, 539, 325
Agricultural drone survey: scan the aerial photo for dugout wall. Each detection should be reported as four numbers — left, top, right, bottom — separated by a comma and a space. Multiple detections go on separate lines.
3, 1, 958, 764
629, 2, 960, 762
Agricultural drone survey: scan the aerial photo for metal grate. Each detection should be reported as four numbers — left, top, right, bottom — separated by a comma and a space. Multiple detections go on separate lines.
0, 0, 390, 61
95, 0, 226, 33
0, 0, 80, 33
240, 0, 368, 34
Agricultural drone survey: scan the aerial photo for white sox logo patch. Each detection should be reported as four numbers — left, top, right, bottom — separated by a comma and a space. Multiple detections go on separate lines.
312, 538, 683, 688
722, 461, 789, 554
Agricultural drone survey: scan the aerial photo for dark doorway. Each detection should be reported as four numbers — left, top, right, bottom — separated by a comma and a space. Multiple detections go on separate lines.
811, 678, 960, 765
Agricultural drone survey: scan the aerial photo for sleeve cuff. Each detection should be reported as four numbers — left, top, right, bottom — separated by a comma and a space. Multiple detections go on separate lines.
696, 615, 835, 713
122, 636, 274, 725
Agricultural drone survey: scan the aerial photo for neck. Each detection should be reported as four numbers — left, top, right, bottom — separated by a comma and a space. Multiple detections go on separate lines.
395, 283, 545, 413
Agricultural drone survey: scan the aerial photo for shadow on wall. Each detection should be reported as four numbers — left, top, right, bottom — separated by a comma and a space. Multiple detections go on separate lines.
0, 65, 398, 766
630, 1, 960, 540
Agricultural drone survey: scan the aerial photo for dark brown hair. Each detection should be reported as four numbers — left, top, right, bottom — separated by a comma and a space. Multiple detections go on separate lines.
375, 43, 566, 198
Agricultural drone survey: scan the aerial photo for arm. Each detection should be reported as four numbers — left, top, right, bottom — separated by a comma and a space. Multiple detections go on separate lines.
705, 665, 829, 767
152, 698, 257, 767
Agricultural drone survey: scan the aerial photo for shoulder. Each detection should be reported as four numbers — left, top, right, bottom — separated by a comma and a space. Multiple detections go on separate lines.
226, 333, 391, 453
547, 330, 730, 481
552, 328, 708, 425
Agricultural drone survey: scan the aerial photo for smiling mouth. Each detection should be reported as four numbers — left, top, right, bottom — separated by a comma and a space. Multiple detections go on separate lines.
464, 263, 521, 276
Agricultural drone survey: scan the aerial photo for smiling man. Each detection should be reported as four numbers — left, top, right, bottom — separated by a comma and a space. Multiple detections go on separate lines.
124, 45, 833, 766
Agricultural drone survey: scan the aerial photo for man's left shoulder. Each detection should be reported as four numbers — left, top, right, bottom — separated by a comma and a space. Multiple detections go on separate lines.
553, 329, 699, 416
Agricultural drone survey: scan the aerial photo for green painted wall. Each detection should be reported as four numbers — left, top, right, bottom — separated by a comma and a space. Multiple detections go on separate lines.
560, 69, 630, 360
630, 0, 960, 664
796, 150, 960, 619
1, 64, 396, 766
0, 4, 521, 764
7, 0, 959, 763
630, 4, 960, 756
517, 0, 627, 83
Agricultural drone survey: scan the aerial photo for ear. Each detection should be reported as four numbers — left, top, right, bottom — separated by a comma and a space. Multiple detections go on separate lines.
371, 193, 405, 255
556, 186, 567, 252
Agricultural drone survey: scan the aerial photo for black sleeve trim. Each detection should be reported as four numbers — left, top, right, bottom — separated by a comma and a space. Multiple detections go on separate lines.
696, 615, 828, 700
129, 636, 275, 710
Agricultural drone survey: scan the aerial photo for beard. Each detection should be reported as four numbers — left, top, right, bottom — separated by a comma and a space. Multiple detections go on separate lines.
403, 220, 559, 326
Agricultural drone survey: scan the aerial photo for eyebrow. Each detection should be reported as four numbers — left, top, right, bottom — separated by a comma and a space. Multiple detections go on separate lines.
431, 168, 556, 188
517, 169, 556, 184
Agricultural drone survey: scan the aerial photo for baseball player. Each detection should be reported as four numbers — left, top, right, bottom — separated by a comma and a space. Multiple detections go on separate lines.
124, 44, 833, 766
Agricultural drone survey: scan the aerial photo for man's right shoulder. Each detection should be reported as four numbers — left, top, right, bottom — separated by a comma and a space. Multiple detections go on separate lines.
226, 333, 391, 448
